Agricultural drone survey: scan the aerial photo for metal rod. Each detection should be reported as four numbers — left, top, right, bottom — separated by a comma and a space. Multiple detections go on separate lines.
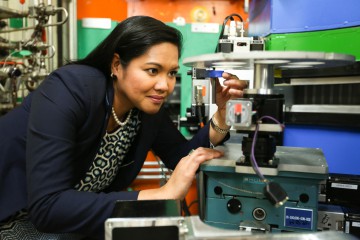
245, 63, 275, 95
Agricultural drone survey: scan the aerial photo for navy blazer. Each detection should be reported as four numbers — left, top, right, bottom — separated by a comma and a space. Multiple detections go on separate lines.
0, 64, 214, 238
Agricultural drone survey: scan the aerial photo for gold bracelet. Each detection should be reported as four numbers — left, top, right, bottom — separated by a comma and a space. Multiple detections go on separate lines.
210, 117, 230, 134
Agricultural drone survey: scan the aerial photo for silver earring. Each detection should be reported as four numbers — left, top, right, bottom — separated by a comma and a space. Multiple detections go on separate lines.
111, 73, 117, 79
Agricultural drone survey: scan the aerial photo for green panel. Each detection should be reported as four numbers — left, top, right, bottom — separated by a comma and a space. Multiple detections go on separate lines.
9, 18, 24, 28
265, 26, 360, 61
167, 23, 220, 135
77, 20, 118, 59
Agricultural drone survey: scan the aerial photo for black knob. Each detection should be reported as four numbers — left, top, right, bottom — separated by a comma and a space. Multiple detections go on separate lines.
227, 198, 242, 214
214, 186, 223, 195
299, 193, 309, 203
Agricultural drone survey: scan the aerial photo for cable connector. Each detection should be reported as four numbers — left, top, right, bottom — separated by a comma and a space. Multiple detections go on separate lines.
237, 21, 245, 38
264, 182, 288, 208
229, 20, 237, 37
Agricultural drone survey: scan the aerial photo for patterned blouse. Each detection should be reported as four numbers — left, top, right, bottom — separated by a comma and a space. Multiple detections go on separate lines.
75, 108, 141, 192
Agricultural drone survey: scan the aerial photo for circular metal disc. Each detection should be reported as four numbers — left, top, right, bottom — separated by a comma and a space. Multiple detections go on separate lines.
182, 51, 355, 70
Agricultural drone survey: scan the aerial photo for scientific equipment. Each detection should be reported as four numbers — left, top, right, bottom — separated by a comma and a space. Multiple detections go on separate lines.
183, 50, 355, 232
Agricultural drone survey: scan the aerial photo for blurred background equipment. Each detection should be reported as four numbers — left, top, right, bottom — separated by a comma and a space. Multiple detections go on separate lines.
0, 0, 68, 113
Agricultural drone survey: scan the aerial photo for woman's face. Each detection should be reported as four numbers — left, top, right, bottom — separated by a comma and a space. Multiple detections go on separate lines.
113, 42, 179, 114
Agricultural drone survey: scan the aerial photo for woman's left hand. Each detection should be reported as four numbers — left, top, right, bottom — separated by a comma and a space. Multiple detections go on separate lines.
215, 72, 248, 113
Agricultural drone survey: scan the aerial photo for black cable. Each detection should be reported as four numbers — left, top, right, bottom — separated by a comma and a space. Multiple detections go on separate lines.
220, 14, 244, 38
216, 13, 244, 53
187, 200, 199, 210
181, 199, 191, 216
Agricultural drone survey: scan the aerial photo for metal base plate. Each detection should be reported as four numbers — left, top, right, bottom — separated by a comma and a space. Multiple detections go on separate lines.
202, 143, 328, 176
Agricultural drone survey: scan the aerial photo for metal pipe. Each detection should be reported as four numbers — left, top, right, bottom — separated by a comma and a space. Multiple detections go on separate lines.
140, 168, 170, 173
0, 7, 68, 33
67, 0, 77, 60
245, 63, 275, 95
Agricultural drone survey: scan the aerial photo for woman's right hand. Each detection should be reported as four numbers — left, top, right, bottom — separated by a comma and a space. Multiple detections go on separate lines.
138, 147, 223, 200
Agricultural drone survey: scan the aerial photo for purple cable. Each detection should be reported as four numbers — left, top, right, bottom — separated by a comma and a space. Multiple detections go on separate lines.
250, 115, 284, 182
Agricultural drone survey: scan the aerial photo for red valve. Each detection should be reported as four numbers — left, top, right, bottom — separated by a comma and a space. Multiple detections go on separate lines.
235, 103, 242, 114
20, 0, 25, 4
41, 28, 47, 55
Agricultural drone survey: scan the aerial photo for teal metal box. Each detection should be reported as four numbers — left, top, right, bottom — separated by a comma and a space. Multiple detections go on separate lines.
198, 144, 328, 232
249, 0, 360, 36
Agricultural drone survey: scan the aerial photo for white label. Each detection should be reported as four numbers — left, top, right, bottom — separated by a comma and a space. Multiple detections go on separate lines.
352, 222, 360, 228
82, 18, 112, 29
191, 23, 219, 33
331, 183, 358, 190
346, 221, 350, 233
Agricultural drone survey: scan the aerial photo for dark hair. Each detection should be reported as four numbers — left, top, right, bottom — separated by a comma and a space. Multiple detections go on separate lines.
73, 16, 183, 79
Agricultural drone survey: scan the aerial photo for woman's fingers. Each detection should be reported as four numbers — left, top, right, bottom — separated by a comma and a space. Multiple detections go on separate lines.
164, 147, 223, 200
187, 147, 223, 163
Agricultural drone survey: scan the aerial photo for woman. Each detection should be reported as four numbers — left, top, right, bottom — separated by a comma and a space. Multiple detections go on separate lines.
0, 16, 247, 239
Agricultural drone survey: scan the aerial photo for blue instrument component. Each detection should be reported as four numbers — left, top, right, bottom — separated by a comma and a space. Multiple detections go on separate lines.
206, 70, 224, 78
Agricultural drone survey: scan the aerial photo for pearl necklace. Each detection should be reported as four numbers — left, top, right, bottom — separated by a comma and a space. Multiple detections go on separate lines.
112, 107, 132, 127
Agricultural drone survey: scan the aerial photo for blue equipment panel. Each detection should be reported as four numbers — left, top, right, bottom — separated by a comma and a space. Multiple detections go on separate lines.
284, 125, 360, 175
249, 0, 360, 36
